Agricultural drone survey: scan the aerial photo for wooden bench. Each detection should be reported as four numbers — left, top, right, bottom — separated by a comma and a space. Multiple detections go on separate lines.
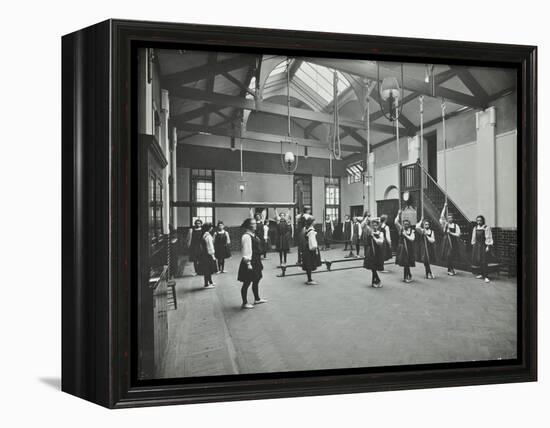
277, 256, 369, 277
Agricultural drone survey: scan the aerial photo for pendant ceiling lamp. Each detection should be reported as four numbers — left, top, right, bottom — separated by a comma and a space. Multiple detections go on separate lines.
281, 57, 299, 174
377, 62, 405, 122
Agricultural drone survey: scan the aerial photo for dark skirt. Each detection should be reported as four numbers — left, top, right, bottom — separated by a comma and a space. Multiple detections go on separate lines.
419, 238, 437, 264
189, 243, 202, 262
237, 258, 263, 283
382, 240, 393, 260
364, 242, 384, 271
441, 234, 460, 263
324, 229, 333, 243
301, 248, 322, 271
471, 242, 487, 267
214, 243, 231, 260
196, 253, 218, 276
396, 240, 416, 267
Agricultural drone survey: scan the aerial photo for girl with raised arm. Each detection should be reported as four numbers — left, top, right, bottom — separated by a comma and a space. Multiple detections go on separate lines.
395, 210, 416, 283
416, 218, 436, 279
439, 203, 461, 276
379, 214, 393, 264
362, 215, 385, 287
471, 215, 494, 283
237, 218, 267, 309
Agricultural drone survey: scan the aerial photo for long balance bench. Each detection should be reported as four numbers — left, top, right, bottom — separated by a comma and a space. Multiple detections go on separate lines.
277, 256, 369, 277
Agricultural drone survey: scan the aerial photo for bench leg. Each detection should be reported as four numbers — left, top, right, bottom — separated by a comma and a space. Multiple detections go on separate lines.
325, 261, 332, 271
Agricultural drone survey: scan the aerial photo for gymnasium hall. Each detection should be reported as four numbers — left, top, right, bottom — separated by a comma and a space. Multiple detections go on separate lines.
137, 48, 518, 380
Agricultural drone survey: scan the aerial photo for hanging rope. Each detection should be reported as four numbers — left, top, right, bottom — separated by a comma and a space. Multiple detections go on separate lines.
365, 83, 371, 214
441, 98, 448, 214
396, 95, 401, 211
419, 95, 424, 218
330, 71, 342, 160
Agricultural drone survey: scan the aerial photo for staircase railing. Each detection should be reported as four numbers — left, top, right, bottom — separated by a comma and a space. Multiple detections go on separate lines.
419, 165, 471, 230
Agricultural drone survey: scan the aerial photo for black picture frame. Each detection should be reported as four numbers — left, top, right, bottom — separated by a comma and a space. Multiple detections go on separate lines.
61, 19, 537, 408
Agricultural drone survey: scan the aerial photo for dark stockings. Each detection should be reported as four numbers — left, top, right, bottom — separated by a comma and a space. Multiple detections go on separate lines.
241, 280, 260, 304
279, 250, 288, 265
306, 270, 313, 282
403, 266, 411, 280
203, 273, 213, 286
371, 269, 380, 285
424, 262, 432, 275
217, 259, 225, 272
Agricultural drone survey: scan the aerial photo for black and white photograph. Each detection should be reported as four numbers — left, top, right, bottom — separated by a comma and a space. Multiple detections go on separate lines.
137, 47, 519, 380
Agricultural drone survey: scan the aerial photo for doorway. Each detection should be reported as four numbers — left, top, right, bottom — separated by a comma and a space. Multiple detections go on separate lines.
425, 131, 437, 181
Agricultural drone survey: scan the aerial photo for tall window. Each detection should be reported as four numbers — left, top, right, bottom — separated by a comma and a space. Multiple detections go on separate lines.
191, 169, 214, 224
293, 174, 312, 222
324, 177, 340, 223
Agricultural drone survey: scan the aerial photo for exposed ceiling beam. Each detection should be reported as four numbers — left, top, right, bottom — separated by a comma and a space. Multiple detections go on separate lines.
305, 58, 485, 109
169, 85, 406, 135
450, 66, 489, 104
372, 106, 472, 150
203, 53, 217, 126
172, 104, 223, 123
288, 59, 303, 80
177, 122, 363, 153
221, 71, 256, 96
163, 54, 256, 87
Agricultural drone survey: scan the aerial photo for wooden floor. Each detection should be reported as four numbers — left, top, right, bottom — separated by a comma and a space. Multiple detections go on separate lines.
160, 245, 517, 379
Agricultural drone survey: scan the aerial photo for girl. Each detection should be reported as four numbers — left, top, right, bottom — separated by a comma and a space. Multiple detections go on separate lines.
362, 216, 385, 287
322, 214, 334, 250
379, 214, 393, 263
295, 206, 313, 265
416, 218, 436, 279
471, 215, 494, 283
341, 215, 353, 253
301, 216, 322, 285
395, 210, 416, 283
440, 203, 461, 276
351, 216, 363, 257
237, 218, 267, 309
253, 211, 267, 259
213, 221, 231, 273
187, 219, 204, 275
262, 220, 270, 258
195, 222, 217, 289
274, 210, 292, 266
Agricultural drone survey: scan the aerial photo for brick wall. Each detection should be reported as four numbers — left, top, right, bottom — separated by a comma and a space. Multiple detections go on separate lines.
492, 227, 518, 276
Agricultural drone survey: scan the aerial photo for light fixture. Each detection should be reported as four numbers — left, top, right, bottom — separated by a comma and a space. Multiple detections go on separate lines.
280, 57, 299, 174
377, 62, 404, 122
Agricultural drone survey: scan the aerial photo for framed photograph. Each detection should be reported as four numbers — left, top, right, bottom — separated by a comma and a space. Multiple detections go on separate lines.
62, 19, 537, 408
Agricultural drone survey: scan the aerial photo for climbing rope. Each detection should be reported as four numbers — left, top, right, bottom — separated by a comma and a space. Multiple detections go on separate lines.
330, 71, 342, 160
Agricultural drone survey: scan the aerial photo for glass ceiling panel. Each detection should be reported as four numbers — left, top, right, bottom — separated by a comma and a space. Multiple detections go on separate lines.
295, 62, 350, 104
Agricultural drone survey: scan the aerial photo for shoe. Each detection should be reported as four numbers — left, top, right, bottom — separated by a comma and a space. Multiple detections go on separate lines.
484, 277, 490, 283
210, 282, 216, 286
306, 280, 318, 285
254, 298, 268, 305
204, 284, 215, 289
222, 270, 227, 273
449, 272, 456, 276
447, 271, 452, 276
241, 303, 254, 309
380, 270, 389, 273
476, 275, 483, 279
405, 278, 412, 284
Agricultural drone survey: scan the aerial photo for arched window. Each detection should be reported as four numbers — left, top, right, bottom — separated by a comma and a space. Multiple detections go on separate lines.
384, 185, 399, 200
